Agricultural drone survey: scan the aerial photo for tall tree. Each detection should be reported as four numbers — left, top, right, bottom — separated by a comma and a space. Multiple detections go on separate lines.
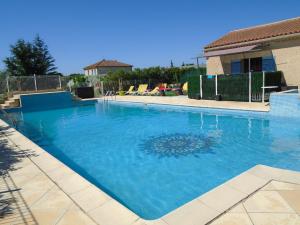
32, 36, 57, 74
170, 60, 174, 68
3, 35, 57, 76
0, 70, 7, 77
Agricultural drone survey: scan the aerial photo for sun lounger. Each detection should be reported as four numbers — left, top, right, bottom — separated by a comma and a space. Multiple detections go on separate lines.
144, 87, 160, 96
125, 86, 135, 95
158, 83, 168, 91
182, 82, 188, 94
131, 84, 148, 95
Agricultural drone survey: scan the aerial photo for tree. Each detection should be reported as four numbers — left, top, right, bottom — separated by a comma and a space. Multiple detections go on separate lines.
0, 70, 7, 78
3, 35, 57, 76
170, 60, 174, 68
32, 36, 57, 75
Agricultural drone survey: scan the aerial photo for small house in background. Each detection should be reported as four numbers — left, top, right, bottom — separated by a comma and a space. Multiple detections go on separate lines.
204, 17, 300, 87
84, 59, 133, 76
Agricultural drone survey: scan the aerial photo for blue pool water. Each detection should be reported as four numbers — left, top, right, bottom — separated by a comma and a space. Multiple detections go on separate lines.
3, 100, 300, 219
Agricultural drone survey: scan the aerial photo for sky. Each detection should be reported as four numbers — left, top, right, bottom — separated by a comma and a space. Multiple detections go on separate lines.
0, 0, 299, 75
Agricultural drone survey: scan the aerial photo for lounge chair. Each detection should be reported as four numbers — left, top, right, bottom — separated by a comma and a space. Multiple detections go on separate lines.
182, 82, 188, 94
131, 84, 148, 95
125, 86, 135, 95
158, 83, 168, 91
144, 87, 160, 96
161, 83, 167, 89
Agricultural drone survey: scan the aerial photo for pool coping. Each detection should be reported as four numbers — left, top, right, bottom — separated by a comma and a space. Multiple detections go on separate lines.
102, 99, 269, 118
86, 95, 270, 112
1, 118, 300, 225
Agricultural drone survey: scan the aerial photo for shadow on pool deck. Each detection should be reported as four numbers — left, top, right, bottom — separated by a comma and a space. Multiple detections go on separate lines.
0, 175, 38, 224
0, 124, 38, 224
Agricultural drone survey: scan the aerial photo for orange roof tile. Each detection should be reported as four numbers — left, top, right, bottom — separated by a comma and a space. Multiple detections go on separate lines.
205, 17, 300, 50
84, 59, 132, 70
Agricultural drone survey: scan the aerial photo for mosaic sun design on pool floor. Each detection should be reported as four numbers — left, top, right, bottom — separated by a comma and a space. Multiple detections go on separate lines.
141, 133, 215, 157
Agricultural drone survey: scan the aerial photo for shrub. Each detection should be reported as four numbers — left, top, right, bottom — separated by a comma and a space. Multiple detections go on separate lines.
165, 91, 177, 96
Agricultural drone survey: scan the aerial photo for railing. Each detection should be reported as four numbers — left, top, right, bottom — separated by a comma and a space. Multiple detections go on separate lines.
188, 71, 282, 102
0, 75, 71, 95
103, 91, 116, 101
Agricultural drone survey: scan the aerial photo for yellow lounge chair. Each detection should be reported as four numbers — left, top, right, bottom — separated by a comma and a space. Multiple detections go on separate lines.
131, 84, 148, 95
182, 82, 188, 94
125, 86, 135, 95
145, 87, 160, 96
138, 84, 148, 95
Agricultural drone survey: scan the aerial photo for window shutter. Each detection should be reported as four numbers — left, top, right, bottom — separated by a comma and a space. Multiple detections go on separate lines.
231, 60, 241, 74
262, 56, 276, 72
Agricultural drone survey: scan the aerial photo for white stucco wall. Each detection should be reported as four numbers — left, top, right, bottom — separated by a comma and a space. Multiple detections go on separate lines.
84, 66, 132, 76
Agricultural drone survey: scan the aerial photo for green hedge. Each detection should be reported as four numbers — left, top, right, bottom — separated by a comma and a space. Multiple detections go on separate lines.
202, 76, 216, 100
186, 68, 206, 99
218, 74, 249, 101
180, 68, 206, 83
188, 75, 200, 99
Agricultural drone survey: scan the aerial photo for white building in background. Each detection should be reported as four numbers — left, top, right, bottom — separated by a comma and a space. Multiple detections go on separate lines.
83, 59, 133, 76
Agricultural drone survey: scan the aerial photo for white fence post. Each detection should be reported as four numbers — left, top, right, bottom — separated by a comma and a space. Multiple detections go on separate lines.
119, 78, 122, 91
262, 71, 265, 103
68, 82, 72, 92
101, 81, 104, 96
249, 72, 252, 102
215, 75, 218, 96
34, 74, 37, 91
58, 75, 62, 89
6, 75, 10, 93
200, 75, 203, 99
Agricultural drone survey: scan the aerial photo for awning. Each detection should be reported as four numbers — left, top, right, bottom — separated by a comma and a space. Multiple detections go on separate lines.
204, 45, 259, 57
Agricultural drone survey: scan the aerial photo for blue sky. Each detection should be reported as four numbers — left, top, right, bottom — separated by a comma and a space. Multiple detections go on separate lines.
0, 0, 299, 74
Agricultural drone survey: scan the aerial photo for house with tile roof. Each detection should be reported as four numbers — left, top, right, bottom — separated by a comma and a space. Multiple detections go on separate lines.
204, 17, 300, 87
83, 59, 133, 76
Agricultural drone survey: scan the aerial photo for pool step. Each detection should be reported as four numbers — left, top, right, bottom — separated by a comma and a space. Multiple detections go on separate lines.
0, 95, 20, 109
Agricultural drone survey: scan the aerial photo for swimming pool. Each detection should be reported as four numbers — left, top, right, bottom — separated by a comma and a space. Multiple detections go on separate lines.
3, 100, 300, 219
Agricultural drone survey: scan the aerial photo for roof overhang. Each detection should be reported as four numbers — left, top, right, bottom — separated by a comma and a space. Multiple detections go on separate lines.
204, 44, 260, 57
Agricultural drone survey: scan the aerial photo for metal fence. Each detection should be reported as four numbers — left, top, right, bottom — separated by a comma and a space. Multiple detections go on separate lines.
0, 75, 71, 95
188, 71, 282, 102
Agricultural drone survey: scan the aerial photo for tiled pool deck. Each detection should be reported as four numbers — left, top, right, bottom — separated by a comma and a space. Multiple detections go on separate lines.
209, 180, 300, 225
1, 99, 300, 225
103, 96, 270, 112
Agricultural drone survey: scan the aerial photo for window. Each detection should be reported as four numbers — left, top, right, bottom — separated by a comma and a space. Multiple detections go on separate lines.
231, 56, 276, 74
242, 57, 262, 73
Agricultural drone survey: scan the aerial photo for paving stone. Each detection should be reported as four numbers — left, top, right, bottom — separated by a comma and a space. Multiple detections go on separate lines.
56, 204, 97, 225
163, 199, 219, 225
262, 181, 300, 191
243, 191, 294, 213
88, 200, 139, 225
249, 213, 300, 225
278, 190, 300, 213
210, 213, 253, 225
